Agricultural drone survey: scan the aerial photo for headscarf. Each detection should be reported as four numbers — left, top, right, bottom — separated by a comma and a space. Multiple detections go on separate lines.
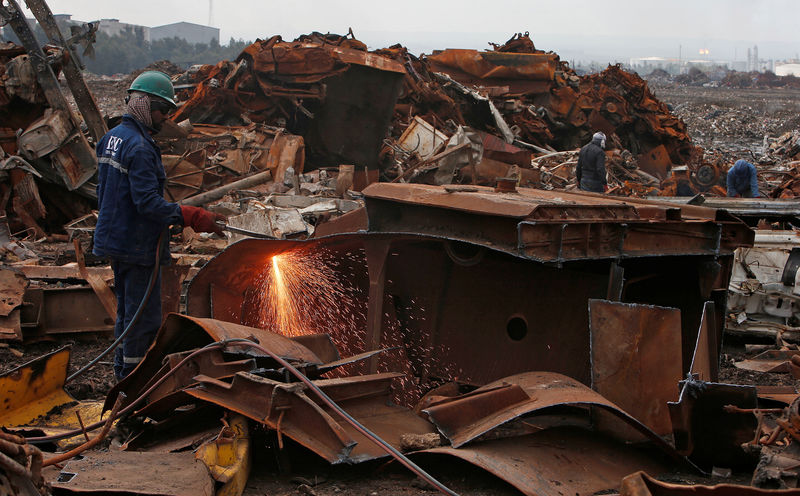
592, 131, 606, 149
127, 91, 152, 128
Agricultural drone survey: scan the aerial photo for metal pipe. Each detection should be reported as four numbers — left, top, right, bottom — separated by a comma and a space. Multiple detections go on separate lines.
180, 170, 272, 206
42, 393, 125, 467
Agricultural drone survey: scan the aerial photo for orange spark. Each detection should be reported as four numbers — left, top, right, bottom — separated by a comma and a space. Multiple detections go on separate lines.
254, 248, 365, 338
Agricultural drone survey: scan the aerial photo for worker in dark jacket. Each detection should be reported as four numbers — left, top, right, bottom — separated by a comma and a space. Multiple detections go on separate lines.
94, 71, 224, 380
576, 132, 607, 193
727, 159, 759, 198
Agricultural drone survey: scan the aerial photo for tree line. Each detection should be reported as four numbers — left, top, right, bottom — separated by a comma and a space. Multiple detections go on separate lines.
2, 22, 251, 75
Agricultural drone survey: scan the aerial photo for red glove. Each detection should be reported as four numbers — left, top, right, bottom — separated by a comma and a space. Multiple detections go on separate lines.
180, 206, 225, 236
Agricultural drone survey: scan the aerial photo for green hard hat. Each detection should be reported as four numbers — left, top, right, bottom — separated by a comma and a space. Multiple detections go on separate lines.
128, 70, 176, 107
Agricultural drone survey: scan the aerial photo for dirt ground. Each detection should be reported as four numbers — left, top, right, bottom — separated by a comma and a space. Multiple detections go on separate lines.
649, 83, 800, 157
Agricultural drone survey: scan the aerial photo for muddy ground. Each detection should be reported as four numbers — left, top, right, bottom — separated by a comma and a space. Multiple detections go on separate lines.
6, 82, 800, 494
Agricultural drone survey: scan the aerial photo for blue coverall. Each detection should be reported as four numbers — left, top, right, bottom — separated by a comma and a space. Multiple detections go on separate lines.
93, 115, 182, 380
727, 159, 759, 198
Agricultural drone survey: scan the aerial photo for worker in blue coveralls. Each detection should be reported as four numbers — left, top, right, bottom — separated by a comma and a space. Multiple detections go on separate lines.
726, 159, 760, 198
93, 71, 225, 380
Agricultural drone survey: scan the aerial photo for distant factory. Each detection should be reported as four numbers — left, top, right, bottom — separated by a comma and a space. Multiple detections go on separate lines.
3, 14, 220, 46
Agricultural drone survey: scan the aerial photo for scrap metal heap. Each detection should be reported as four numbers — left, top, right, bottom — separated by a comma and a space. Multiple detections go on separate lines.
6, 181, 779, 495
0, 27, 748, 251
4, 11, 800, 495
163, 32, 706, 194
426, 34, 693, 160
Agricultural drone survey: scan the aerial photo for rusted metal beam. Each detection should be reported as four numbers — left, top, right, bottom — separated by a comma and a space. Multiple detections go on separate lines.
364, 239, 391, 374
21, 286, 114, 338
185, 371, 436, 464
179, 170, 272, 207
73, 238, 116, 319
0, 0, 96, 190
420, 427, 671, 496
363, 183, 754, 262
24, 0, 108, 142
104, 314, 325, 413
132, 348, 257, 418
17, 264, 113, 282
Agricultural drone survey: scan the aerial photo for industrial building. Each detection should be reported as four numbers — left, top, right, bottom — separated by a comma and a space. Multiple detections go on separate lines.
151, 21, 220, 45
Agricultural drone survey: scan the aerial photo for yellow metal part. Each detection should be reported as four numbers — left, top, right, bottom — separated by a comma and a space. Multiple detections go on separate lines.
197, 414, 251, 496
31, 400, 106, 450
0, 346, 75, 426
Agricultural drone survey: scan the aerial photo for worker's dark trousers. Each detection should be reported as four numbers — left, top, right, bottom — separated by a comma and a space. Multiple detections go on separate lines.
579, 179, 604, 193
111, 260, 162, 381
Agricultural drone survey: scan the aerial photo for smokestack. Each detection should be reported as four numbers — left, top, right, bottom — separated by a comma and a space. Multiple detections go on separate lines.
754, 45, 759, 72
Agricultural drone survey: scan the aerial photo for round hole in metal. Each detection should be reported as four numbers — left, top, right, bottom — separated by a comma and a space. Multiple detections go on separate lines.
444, 240, 485, 267
506, 316, 527, 341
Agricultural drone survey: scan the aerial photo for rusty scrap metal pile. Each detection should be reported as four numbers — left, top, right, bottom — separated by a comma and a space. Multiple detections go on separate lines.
160, 31, 706, 197
7, 180, 800, 495
6, 6, 800, 494
0, 26, 772, 254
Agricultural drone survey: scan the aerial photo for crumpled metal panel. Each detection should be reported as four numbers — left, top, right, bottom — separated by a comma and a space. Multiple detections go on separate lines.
239, 36, 404, 85
589, 300, 682, 436
620, 471, 800, 496
419, 371, 690, 460
427, 49, 557, 81
668, 380, 758, 468
417, 426, 671, 496
185, 371, 436, 464
667, 299, 753, 468
132, 348, 257, 419
104, 314, 324, 413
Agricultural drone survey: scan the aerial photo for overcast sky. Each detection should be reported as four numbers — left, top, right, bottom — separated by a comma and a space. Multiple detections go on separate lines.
24, 0, 800, 61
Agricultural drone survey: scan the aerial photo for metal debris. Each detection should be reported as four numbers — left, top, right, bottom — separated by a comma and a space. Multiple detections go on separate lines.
0, 431, 47, 496
52, 451, 215, 495
4, 9, 800, 495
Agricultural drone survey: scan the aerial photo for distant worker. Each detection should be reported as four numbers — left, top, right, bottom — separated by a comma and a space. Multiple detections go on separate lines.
727, 159, 760, 198
93, 71, 225, 381
576, 131, 608, 193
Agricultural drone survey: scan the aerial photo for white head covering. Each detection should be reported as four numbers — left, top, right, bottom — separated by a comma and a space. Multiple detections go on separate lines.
592, 131, 606, 149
